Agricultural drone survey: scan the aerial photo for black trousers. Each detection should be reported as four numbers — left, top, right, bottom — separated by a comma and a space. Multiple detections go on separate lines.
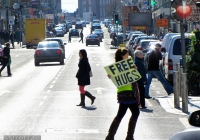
0, 58, 11, 75
79, 37, 83, 43
138, 85, 145, 107
115, 103, 140, 121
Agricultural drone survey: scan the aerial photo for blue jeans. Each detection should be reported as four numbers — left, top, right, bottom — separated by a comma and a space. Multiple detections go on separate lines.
145, 70, 173, 97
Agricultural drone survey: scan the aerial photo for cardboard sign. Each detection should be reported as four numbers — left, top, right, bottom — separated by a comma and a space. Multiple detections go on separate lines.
104, 57, 141, 87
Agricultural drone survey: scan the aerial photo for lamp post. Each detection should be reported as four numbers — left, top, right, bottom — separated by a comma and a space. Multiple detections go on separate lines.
13, 3, 22, 47
121, 1, 126, 44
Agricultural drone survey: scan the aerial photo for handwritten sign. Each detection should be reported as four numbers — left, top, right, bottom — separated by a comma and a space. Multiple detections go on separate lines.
104, 57, 141, 87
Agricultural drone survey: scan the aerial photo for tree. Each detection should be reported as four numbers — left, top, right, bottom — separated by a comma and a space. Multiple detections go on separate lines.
103, 0, 122, 19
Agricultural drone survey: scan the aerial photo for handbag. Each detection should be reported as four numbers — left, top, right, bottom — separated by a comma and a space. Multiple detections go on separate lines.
89, 70, 93, 77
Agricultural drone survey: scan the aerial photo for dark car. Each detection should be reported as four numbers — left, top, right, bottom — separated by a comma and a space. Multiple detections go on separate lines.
111, 33, 128, 46
34, 41, 65, 66
91, 23, 101, 33
92, 29, 104, 42
86, 34, 100, 46
44, 38, 67, 58
75, 22, 83, 30
69, 29, 79, 37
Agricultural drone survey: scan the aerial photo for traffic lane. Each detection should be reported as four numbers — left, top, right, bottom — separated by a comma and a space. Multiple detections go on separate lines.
35, 49, 187, 139
0, 49, 74, 136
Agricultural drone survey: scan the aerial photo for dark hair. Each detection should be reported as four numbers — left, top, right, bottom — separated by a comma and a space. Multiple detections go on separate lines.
115, 49, 128, 62
5, 42, 10, 47
155, 43, 162, 48
79, 49, 87, 58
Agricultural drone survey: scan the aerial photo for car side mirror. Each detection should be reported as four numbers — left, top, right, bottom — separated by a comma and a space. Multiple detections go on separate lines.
188, 110, 200, 127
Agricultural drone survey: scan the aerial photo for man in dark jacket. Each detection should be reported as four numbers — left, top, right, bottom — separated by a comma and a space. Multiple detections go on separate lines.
144, 43, 173, 98
79, 30, 83, 43
0, 42, 11, 76
134, 50, 147, 108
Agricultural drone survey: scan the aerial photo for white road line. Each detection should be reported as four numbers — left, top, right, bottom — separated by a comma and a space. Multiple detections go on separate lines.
96, 64, 100, 66
55, 77, 58, 79
43, 96, 47, 100
57, 74, 60, 77
52, 80, 56, 84
179, 118, 191, 128
49, 85, 54, 88
39, 102, 43, 106
156, 91, 160, 94
146, 99, 153, 107
47, 90, 51, 93
0, 90, 11, 97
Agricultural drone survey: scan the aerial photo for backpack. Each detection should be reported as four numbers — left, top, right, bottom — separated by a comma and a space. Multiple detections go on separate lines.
144, 52, 150, 72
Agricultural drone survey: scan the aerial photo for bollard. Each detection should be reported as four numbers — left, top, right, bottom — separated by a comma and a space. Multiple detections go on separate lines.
173, 71, 180, 108
181, 73, 188, 113
179, 67, 183, 97
176, 63, 180, 97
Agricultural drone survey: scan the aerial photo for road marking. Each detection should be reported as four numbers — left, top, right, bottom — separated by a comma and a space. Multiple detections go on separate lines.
39, 102, 43, 106
43, 96, 47, 100
52, 80, 56, 84
47, 90, 51, 93
49, 85, 54, 88
55, 77, 58, 79
156, 91, 160, 94
179, 118, 191, 128
0, 90, 11, 97
96, 64, 100, 66
46, 128, 99, 133
146, 99, 153, 106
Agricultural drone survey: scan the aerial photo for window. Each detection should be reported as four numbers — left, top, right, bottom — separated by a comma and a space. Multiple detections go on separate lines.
172, 39, 191, 55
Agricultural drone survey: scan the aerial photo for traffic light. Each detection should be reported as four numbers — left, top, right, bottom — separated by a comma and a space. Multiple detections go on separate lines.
150, 0, 156, 6
115, 14, 118, 24
93, 12, 96, 16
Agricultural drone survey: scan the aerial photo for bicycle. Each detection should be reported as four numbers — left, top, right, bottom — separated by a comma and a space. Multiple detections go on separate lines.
188, 70, 200, 96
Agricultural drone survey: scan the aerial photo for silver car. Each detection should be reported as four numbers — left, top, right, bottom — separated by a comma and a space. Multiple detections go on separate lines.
55, 27, 65, 37
34, 41, 65, 66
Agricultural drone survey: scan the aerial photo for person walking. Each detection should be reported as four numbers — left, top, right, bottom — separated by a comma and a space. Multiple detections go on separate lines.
79, 30, 83, 43
105, 48, 140, 140
0, 42, 12, 76
144, 43, 173, 98
134, 50, 147, 109
76, 49, 96, 107
9, 31, 14, 48
15, 28, 21, 44
68, 31, 71, 43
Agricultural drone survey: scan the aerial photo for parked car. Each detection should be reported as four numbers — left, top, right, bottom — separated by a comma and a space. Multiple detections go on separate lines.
44, 38, 67, 58
92, 29, 104, 41
162, 33, 180, 52
75, 22, 83, 30
86, 34, 100, 46
163, 34, 192, 83
46, 31, 55, 38
170, 110, 200, 140
34, 41, 65, 66
69, 29, 79, 37
111, 33, 128, 46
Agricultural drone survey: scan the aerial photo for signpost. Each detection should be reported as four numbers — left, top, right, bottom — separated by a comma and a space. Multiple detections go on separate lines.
156, 19, 168, 27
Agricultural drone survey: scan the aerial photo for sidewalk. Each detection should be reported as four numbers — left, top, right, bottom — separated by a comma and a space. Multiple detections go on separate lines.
150, 78, 200, 116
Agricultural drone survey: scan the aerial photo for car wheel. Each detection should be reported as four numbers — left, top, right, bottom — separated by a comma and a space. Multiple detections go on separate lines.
86, 44, 88, 46
98, 43, 100, 46
60, 59, 64, 65
34, 60, 39, 66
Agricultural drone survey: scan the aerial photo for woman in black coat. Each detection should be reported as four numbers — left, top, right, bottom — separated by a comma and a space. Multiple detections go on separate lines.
76, 49, 96, 107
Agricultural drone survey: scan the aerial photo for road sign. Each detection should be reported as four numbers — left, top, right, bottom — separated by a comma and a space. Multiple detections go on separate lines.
122, 6, 140, 19
156, 19, 168, 27
133, 26, 147, 30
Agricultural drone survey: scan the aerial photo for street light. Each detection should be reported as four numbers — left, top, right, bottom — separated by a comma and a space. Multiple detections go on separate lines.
13, 3, 22, 47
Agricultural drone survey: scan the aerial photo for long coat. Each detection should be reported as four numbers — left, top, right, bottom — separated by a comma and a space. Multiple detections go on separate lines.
76, 58, 91, 86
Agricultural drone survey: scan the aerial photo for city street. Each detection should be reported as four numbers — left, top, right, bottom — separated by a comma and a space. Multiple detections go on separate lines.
0, 24, 190, 140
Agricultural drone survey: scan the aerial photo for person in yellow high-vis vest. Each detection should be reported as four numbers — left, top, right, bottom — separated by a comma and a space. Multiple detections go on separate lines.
105, 48, 140, 140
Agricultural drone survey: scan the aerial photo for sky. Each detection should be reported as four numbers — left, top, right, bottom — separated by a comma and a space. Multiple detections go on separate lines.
61, 0, 78, 13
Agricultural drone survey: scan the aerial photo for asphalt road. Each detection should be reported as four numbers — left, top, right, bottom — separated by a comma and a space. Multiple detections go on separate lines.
0, 24, 188, 140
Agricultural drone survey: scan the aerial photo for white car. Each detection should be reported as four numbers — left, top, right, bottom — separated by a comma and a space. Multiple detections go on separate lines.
170, 110, 200, 140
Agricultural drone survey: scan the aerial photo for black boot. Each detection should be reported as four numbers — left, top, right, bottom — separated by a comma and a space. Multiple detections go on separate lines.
105, 118, 121, 140
76, 94, 85, 107
85, 91, 96, 105
125, 119, 137, 140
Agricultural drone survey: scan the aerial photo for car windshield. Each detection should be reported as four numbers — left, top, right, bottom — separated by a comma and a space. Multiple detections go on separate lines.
88, 36, 97, 38
45, 39, 62, 44
140, 41, 151, 49
38, 42, 59, 48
